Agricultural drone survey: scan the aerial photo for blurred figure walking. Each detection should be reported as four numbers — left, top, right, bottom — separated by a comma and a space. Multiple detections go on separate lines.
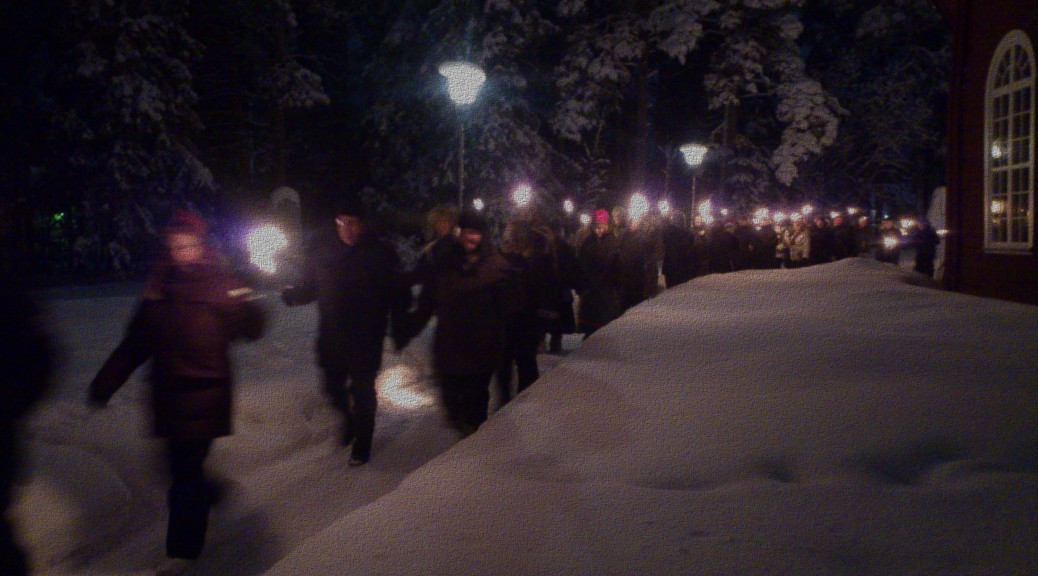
89, 211, 266, 575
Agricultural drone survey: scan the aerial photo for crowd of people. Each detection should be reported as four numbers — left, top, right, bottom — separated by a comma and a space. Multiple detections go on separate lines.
0, 195, 942, 576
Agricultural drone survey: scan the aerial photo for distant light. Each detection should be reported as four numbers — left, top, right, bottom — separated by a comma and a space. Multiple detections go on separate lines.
52, 212, 66, 224
512, 185, 532, 207
883, 236, 899, 249
991, 141, 1004, 160
679, 142, 708, 167
628, 192, 650, 222
774, 211, 788, 224
377, 365, 435, 409
720, 208, 730, 217
790, 212, 803, 222
473, 198, 485, 211
900, 218, 916, 230
247, 225, 288, 274
658, 200, 671, 215
937, 229, 949, 237
697, 200, 713, 219
801, 204, 814, 216
579, 213, 591, 225
563, 199, 575, 214
830, 211, 841, 220
438, 61, 486, 105
990, 200, 1005, 214
847, 207, 860, 216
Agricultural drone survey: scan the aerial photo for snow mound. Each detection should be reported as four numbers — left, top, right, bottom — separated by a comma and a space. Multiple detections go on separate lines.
266, 259, 1038, 576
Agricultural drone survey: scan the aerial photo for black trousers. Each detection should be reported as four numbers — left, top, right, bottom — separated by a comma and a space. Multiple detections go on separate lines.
496, 328, 540, 405
322, 366, 378, 460
438, 373, 493, 432
166, 438, 214, 560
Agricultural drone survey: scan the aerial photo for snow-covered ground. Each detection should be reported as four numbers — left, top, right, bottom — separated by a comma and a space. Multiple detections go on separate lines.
11, 258, 1038, 575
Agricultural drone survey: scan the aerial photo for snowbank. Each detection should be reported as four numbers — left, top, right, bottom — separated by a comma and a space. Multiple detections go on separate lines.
265, 259, 1038, 575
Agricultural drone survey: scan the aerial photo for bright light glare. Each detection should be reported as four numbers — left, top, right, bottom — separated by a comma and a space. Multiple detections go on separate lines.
774, 211, 788, 224
679, 142, 708, 167
657, 200, 671, 215
847, 207, 860, 215
512, 185, 532, 206
563, 199, 575, 214
697, 200, 713, 219
801, 204, 814, 215
628, 192, 650, 222
473, 198, 485, 211
883, 236, 899, 249
438, 61, 486, 105
247, 225, 288, 274
900, 218, 916, 230
830, 211, 841, 220
377, 365, 435, 410
579, 213, 591, 225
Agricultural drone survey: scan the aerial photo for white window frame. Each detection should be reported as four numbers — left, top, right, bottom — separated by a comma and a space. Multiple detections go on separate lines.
984, 30, 1035, 254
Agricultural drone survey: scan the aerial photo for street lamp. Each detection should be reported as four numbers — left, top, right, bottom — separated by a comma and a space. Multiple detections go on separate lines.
680, 142, 708, 222
439, 61, 486, 210
512, 184, 533, 207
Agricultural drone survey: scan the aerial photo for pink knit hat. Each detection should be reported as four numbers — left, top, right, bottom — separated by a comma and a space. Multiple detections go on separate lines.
594, 209, 610, 225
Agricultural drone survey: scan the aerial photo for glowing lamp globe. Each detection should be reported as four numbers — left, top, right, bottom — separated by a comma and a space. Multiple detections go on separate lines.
438, 61, 486, 105
628, 192, 650, 222
679, 143, 708, 167
563, 199, 575, 214
512, 185, 532, 207
473, 198, 485, 211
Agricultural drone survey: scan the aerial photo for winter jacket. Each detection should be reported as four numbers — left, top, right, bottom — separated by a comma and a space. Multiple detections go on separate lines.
577, 231, 622, 333
282, 226, 410, 374
90, 262, 265, 439
412, 241, 522, 375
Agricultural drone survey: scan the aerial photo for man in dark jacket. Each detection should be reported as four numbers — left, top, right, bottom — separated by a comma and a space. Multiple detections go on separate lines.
1, 277, 54, 576
909, 218, 941, 277
282, 195, 411, 465
409, 210, 522, 435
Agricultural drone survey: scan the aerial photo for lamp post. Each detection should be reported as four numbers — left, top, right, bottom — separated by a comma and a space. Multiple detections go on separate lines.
439, 61, 486, 210
680, 143, 708, 222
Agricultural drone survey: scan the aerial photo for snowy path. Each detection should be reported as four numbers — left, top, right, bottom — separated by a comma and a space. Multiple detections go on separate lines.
14, 288, 573, 575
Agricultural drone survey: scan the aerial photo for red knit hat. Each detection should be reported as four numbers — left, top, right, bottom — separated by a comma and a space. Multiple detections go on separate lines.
594, 209, 610, 225
164, 210, 208, 237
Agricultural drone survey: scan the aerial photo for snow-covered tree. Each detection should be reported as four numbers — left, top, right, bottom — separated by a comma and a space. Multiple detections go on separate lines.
800, 0, 948, 213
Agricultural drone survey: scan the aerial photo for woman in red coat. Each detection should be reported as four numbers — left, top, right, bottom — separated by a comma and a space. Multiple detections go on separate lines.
90, 211, 265, 575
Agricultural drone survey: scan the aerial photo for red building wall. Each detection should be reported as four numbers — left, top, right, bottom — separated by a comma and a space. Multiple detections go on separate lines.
943, 0, 1038, 305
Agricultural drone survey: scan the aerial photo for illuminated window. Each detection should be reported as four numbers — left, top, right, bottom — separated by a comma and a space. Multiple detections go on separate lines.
985, 30, 1034, 252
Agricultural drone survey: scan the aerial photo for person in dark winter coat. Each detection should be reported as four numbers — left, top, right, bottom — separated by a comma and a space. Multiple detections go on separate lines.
409, 205, 458, 296
660, 211, 697, 287
577, 209, 622, 338
615, 217, 659, 312
809, 216, 836, 265
281, 196, 411, 465
408, 210, 522, 435
496, 219, 553, 403
1, 276, 54, 576
542, 224, 579, 353
909, 218, 941, 277
89, 211, 266, 574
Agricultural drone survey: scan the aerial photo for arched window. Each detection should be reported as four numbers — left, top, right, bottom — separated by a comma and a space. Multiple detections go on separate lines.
985, 30, 1035, 252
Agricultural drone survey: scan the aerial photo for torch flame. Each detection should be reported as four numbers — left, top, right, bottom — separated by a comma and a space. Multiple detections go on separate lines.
247, 225, 288, 274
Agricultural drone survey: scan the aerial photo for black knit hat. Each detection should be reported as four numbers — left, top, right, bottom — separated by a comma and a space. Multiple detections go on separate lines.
332, 194, 367, 219
457, 209, 488, 233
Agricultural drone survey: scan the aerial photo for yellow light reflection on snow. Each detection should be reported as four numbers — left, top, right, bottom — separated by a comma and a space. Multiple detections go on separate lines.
377, 365, 435, 409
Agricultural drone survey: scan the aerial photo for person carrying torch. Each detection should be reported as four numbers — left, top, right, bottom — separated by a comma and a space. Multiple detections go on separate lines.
280, 194, 412, 466
89, 210, 267, 575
